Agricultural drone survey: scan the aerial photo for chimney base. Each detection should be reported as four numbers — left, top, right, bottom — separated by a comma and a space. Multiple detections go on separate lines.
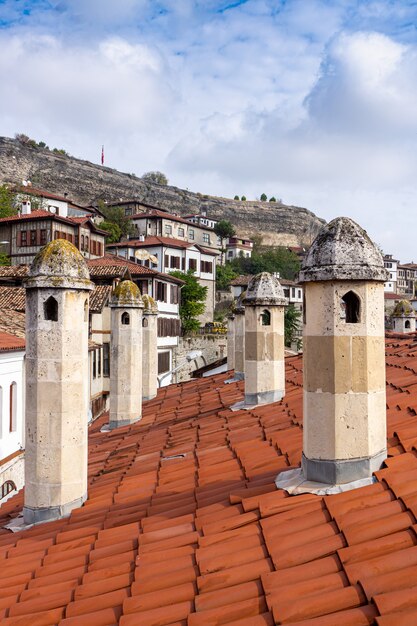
302, 450, 387, 485
275, 467, 377, 496
23, 493, 86, 525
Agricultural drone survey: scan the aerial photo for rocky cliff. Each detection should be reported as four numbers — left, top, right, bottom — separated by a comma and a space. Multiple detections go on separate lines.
0, 136, 325, 248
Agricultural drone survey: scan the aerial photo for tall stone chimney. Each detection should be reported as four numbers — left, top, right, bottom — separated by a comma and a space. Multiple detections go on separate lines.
299, 217, 388, 484
391, 300, 416, 334
109, 280, 144, 429
23, 240, 94, 524
142, 294, 158, 401
244, 272, 287, 405
234, 293, 245, 380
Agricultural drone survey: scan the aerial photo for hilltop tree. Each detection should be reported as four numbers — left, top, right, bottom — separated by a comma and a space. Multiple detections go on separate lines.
0, 185, 17, 219
234, 195, 239, 200
241, 196, 246, 201
170, 270, 207, 334
97, 201, 134, 239
269, 197, 276, 202
260, 193, 267, 201
142, 171, 168, 185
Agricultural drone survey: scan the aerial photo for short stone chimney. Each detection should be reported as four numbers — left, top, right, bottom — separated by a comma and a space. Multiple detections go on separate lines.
109, 280, 144, 429
391, 300, 416, 333
299, 217, 388, 484
142, 294, 158, 401
244, 272, 287, 405
233, 293, 245, 380
227, 312, 235, 372
23, 240, 94, 524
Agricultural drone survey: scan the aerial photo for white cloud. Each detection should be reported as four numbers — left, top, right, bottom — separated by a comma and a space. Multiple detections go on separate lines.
2, 1, 417, 259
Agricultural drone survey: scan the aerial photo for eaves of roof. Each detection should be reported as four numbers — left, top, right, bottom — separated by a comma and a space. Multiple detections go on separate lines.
1, 337, 417, 623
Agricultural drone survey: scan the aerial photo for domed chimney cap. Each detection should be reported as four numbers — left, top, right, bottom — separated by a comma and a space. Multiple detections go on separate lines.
142, 294, 158, 313
244, 272, 288, 306
299, 217, 388, 283
392, 300, 416, 318
110, 280, 143, 308
25, 239, 94, 290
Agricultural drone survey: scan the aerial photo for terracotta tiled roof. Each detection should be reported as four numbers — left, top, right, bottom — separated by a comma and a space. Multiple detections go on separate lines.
384, 293, 403, 300
128, 210, 195, 226
89, 285, 112, 313
0, 310, 26, 338
0, 339, 416, 622
109, 236, 194, 250
0, 285, 111, 315
0, 287, 25, 311
0, 266, 29, 279
88, 254, 184, 284
0, 331, 25, 352
0, 210, 75, 224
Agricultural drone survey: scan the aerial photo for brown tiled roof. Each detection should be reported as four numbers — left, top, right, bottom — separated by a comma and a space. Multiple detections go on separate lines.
0, 285, 111, 315
385, 293, 403, 300
128, 210, 195, 226
89, 285, 112, 313
0, 331, 25, 351
0, 287, 25, 311
1, 338, 417, 622
0, 310, 26, 338
88, 254, 184, 284
0, 266, 29, 279
0, 209, 75, 224
109, 236, 194, 250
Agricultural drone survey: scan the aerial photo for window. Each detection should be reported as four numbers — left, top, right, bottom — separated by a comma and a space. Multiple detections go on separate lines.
30, 230, 36, 245
158, 317, 181, 337
164, 254, 169, 268
81, 234, 85, 250
97, 347, 101, 377
165, 224, 172, 235
189, 229, 195, 240
261, 310, 271, 326
44, 296, 58, 321
405, 320, 411, 329
158, 351, 170, 374
21, 231, 27, 247
178, 228, 185, 237
40, 229, 47, 245
156, 281, 167, 302
201, 261, 213, 274
85, 236, 89, 252
125, 208, 132, 216
121, 312, 130, 325
298, 290, 301, 299
228, 250, 233, 258
143, 318, 148, 328
189, 258, 197, 271
203, 233, 210, 243
170, 256, 180, 269
9, 382, 17, 432
291, 288, 296, 298
341, 291, 360, 323
103, 343, 110, 376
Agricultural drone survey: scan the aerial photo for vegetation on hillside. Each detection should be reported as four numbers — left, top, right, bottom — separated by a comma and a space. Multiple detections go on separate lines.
141, 171, 168, 185
170, 270, 207, 334
97, 201, 134, 240
0, 185, 17, 219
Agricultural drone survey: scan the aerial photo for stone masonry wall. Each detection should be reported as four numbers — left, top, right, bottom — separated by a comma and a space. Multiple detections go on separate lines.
173, 335, 227, 384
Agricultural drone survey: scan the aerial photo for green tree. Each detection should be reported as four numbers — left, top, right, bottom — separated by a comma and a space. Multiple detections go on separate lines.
260, 193, 267, 201
97, 201, 135, 239
284, 304, 302, 348
216, 264, 238, 290
214, 219, 236, 265
229, 246, 300, 280
269, 197, 276, 202
241, 195, 247, 201
170, 270, 207, 334
0, 252, 10, 266
233, 195, 239, 200
142, 171, 168, 185
100, 221, 122, 243
0, 185, 17, 218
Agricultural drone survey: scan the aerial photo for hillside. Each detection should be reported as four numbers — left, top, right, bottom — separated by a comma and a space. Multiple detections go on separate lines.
0, 137, 325, 248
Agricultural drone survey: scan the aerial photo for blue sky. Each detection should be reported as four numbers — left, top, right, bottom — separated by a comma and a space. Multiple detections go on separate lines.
1, 0, 417, 259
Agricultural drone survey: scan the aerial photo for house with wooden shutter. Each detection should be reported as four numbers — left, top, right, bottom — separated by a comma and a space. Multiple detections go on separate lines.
0, 210, 107, 265
107, 236, 218, 324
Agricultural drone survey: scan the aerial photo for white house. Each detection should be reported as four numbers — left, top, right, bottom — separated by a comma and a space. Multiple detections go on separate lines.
107, 237, 218, 324
384, 255, 399, 293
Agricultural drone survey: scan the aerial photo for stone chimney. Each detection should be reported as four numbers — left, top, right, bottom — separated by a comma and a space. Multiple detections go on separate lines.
299, 217, 388, 484
142, 294, 158, 401
109, 280, 144, 429
233, 292, 245, 380
23, 239, 94, 524
244, 272, 287, 405
227, 312, 235, 372
391, 300, 416, 334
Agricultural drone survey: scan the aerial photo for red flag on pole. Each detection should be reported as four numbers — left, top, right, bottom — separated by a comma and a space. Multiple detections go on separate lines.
101, 145, 104, 165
